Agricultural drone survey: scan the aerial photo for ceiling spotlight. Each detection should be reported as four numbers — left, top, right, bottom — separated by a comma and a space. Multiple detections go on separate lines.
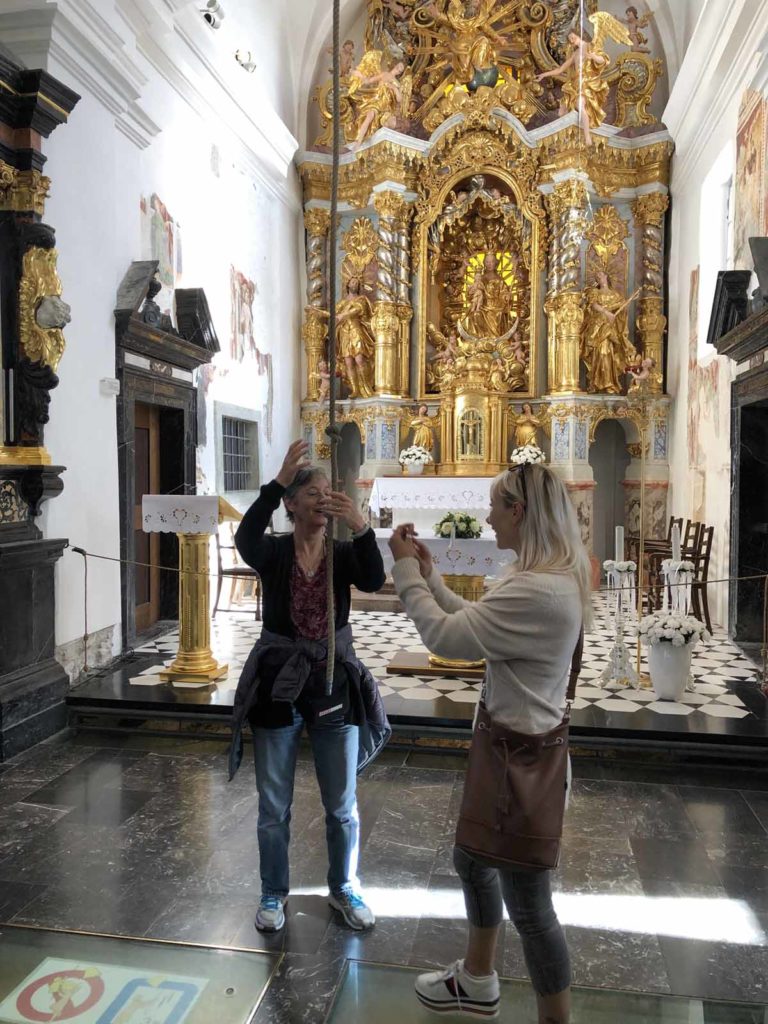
201, 0, 225, 29
235, 49, 257, 73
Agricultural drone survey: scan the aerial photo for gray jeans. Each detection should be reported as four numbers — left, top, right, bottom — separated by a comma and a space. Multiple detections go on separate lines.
453, 846, 571, 996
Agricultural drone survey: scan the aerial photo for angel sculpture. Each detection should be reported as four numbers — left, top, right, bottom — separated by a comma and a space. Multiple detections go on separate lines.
348, 51, 406, 149
624, 5, 653, 52
426, 321, 461, 390
537, 12, 632, 145
409, 404, 438, 451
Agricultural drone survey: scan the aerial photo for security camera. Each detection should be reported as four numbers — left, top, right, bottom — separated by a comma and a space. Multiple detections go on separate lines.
201, 0, 225, 28
235, 49, 257, 73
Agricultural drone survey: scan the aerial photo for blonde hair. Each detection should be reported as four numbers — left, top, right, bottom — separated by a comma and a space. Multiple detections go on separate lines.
492, 464, 594, 629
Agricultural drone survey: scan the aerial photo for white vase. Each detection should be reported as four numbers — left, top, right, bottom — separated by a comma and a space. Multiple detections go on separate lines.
647, 641, 693, 701
405, 462, 424, 476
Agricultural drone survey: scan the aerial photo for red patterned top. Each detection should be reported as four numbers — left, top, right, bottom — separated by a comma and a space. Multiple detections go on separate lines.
290, 558, 329, 640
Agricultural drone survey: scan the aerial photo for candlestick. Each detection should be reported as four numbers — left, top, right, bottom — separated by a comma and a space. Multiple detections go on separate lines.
671, 523, 681, 562
615, 525, 624, 562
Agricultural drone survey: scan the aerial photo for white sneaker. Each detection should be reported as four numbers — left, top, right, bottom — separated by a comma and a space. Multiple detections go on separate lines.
415, 960, 500, 1018
328, 886, 375, 930
255, 895, 286, 933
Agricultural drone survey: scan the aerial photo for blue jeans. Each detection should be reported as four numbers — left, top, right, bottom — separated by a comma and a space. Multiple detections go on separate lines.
252, 708, 360, 898
454, 846, 571, 996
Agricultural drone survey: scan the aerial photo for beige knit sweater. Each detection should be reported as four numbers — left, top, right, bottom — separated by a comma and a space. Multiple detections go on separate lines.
391, 558, 583, 734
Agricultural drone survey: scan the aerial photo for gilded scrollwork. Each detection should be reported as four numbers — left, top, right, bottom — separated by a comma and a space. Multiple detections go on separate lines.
19, 247, 69, 372
0, 161, 51, 216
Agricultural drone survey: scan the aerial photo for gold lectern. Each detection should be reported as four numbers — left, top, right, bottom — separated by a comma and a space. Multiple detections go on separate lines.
141, 495, 242, 686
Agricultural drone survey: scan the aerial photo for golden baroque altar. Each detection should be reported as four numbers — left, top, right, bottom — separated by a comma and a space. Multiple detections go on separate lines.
298, 0, 673, 551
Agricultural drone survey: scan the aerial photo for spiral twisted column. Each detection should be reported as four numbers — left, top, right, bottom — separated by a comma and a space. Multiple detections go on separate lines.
547, 180, 587, 395
373, 191, 412, 397
632, 192, 669, 394
302, 208, 331, 400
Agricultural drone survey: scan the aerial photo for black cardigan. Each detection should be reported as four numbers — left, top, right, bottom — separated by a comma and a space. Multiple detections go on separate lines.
235, 479, 386, 638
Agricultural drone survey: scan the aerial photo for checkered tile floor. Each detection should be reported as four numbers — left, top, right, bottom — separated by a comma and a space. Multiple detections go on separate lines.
130, 603, 762, 722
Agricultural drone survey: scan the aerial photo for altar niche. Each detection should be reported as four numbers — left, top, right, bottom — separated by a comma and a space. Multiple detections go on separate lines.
418, 170, 542, 476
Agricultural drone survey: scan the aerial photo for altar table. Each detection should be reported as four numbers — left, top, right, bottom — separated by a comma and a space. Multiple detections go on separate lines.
374, 529, 512, 578
369, 476, 493, 536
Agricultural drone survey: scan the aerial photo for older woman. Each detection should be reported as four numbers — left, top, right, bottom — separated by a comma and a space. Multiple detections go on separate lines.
389, 463, 593, 1023
229, 441, 388, 934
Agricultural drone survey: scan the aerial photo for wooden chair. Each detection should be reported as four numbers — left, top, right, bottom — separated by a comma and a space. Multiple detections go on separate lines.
690, 525, 714, 633
213, 523, 261, 619
627, 515, 683, 563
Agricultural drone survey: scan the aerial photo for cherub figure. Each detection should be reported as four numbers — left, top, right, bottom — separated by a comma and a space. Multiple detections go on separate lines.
314, 358, 332, 400
327, 38, 357, 77
426, 321, 461, 389
628, 355, 656, 392
536, 13, 632, 145
348, 51, 405, 149
624, 5, 653, 52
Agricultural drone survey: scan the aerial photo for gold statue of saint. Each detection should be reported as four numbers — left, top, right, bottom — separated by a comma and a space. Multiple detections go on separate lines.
536, 13, 631, 144
581, 271, 639, 395
409, 404, 436, 451
513, 402, 542, 449
424, 0, 506, 88
316, 278, 376, 398
459, 253, 516, 342
348, 51, 405, 149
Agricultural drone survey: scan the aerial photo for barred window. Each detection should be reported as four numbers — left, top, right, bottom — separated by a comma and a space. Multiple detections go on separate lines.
222, 416, 254, 492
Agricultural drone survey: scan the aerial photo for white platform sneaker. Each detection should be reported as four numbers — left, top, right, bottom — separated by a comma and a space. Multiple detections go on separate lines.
415, 960, 500, 1018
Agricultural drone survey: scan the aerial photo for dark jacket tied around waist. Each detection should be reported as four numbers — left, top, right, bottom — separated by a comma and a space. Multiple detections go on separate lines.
227, 478, 390, 779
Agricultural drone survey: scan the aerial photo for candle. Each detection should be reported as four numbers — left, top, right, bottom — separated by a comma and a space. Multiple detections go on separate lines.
615, 525, 624, 562
671, 523, 681, 562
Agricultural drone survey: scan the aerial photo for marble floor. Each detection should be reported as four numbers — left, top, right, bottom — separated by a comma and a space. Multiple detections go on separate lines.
68, 604, 768, 750
1, 731, 768, 1022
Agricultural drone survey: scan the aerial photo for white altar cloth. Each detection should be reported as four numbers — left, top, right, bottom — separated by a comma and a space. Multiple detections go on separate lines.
369, 476, 493, 516
374, 529, 512, 578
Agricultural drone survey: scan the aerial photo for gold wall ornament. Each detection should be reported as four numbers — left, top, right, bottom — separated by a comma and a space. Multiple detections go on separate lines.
586, 204, 629, 266
341, 216, 378, 281
302, 308, 329, 401
313, 79, 358, 148
0, 161, 51, 216
19, 247, 67, 372
373, 190, 410, 224
632, 192, 669, 228
610, 52, 664, 129
304, 207, 331, 238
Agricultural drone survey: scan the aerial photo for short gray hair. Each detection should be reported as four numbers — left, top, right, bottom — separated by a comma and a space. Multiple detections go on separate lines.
283, 467, 328, 522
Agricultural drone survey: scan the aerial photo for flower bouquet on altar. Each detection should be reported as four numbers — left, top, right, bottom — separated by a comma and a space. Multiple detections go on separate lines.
398, 445, 433, 476
434, 511, 483, 540
510, 443, 546, 465
638, 612, 710, 701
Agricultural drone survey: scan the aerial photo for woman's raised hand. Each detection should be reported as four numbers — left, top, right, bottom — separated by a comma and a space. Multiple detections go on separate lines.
276, 440, 311, 488
411, 535, 435, 580
320, 491, 367, 533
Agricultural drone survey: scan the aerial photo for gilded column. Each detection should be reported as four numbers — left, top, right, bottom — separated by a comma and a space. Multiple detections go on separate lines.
302, 207, 330, 401
395, 201, 414, 398
632, 192, 669, 394
372, 191, 409, 396
548, 180, 587, 394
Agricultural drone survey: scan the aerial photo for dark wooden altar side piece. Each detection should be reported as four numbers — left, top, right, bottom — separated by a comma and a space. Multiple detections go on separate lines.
706, 271, 752, 349
115, 262, 219, 646
0, 55, 79, 760
713, 307, 768, 647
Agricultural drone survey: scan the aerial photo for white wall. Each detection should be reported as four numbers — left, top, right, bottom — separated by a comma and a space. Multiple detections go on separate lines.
0, 0, 304, 675
664, 0, 768, 628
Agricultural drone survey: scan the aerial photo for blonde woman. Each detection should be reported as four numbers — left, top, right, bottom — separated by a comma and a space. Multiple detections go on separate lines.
389, 463, 593, 1023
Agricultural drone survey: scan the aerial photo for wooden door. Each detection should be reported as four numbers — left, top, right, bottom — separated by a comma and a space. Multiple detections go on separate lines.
134, 402, 161, 632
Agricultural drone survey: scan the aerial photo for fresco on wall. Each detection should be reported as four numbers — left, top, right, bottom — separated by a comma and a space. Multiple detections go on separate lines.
229, 265, 273, 442
687, 266, 701, 467
734, 89, 766, 270
140, 193, 182, 315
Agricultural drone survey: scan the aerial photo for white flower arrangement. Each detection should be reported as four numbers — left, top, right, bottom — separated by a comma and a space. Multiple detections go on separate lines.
398, 445, 433, 466
603, 560, 637, 574
638, 612, 710, 648
510, 444, 546, 465
433, 511, 483, 540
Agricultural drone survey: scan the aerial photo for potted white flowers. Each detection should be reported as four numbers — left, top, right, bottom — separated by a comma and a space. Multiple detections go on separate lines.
433, 511, 483, 539
510, 444, 546, 465
638, 612, 710, 701
398, 445, 433, 476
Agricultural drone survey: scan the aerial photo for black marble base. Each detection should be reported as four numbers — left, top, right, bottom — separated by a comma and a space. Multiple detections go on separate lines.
0, 534, 69, 761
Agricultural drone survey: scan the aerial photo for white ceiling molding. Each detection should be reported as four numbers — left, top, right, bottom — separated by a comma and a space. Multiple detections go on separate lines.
665, 0, 768, 189
0, 0, 160, 148
116, 0, 301, 210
